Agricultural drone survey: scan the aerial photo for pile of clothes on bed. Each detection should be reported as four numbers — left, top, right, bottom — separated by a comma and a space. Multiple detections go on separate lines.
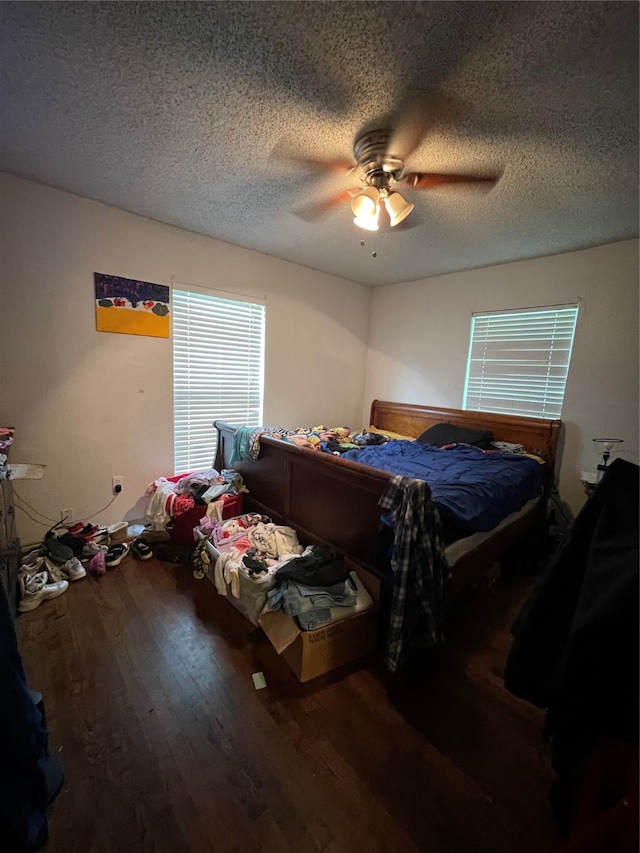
230, 425, 391, 461
195, 513, 372, 629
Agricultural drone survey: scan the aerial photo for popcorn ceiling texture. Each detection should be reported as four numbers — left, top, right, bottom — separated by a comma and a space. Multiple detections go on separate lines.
0, 1, 637, 286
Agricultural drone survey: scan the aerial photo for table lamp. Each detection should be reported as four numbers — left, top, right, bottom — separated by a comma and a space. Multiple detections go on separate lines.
593, 438, 624, 482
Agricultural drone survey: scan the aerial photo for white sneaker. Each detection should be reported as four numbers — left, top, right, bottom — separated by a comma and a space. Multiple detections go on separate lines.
82, 541, 108, 558
44, 556, 86, 582
20, 554, 46, 573
43, 558, 65, 583
18, 571, 69, 612
21, 548, 44, 565
62, 557, 87, 581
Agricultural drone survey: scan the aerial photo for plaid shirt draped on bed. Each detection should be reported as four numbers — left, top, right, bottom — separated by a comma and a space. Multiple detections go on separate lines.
379, 474, 451, 672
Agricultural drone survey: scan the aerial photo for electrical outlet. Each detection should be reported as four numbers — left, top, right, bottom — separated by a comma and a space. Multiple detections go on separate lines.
60, 508, 74, 523
112, 476, 124, 495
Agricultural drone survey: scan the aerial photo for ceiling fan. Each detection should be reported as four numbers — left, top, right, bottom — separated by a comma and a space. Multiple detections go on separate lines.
286, 98, 501, 231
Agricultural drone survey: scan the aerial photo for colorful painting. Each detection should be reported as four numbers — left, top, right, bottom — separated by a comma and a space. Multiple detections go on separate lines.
94, 273, 170, 338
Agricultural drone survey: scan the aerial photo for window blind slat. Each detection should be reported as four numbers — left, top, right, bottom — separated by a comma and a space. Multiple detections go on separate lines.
463, 305, 578, 420
173, 287, 265, 472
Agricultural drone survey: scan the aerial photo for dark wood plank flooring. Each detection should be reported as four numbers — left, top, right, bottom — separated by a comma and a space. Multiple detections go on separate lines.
16, 557, 561, 853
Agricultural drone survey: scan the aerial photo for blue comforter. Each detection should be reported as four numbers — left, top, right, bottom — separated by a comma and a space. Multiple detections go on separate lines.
340, 441, 544, 536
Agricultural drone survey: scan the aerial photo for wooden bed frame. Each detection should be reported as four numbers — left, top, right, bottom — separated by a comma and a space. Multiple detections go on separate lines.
214, 401, 561, 593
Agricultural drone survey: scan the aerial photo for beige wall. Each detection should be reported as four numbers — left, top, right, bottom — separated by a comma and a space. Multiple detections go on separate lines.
0, 173, 370, 543
2, 172, 637, 543
364, 239, 640, 515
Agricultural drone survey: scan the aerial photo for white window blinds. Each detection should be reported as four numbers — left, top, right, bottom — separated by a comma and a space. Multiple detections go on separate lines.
173, 287, 265, 473
463, 304, 579, 419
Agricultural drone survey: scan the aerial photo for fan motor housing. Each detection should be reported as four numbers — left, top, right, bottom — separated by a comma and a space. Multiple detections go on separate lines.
353, 129, 404, 187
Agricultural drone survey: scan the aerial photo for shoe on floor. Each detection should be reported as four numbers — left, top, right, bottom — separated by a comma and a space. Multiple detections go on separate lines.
85, 525, 109, 543
57, 557, 86, 581
131, 538, 153, 561
105, 541, 130, 567
18, 571, 69, 612
107, 521, 128, 543
21, 548, 44, 565
44, 557, 65, 583
20, 554, 46, 574
83, 540, 108, 558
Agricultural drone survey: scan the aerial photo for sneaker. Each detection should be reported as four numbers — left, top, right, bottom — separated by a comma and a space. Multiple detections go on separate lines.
20, 554, 46, 574
83, 541, 108, 559
85, 525, 109, 543
18, 571, 69, 612
61, 557, 87, 581
105, 541, 130, 567
107, 521, 128, 543
45, 556, 86, 582
21, 548, 44, 565
43, 558, 65, 583
131, 538, 153, 560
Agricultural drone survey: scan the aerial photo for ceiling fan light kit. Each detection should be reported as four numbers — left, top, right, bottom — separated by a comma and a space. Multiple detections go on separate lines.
353, 211, 380, 231
351, 188, 414, 231
289, 113, 500, 234
351, 186, 380, 218
384, 191, 414, 226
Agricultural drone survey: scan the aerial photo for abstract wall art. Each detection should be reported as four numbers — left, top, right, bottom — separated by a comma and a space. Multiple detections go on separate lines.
94, 272, 170, 338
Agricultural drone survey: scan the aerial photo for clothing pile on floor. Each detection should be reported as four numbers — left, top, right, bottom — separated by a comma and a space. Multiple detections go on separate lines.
16, 521, 153, 613
195, 513, 373, 629
144, 467, 246, 537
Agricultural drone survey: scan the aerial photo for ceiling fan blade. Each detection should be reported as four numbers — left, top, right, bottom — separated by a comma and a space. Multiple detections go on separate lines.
271, 141, 354, 175
398, 172, 500, 190
288, 154, 355, 174
292, 188, 360, 222
386, 91, 462, 161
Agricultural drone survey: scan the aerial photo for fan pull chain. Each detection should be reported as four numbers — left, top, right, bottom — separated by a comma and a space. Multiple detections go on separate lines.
358, 235, 379, 259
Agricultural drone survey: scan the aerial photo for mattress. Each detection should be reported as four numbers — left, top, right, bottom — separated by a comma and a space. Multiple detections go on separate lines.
340, 440, 544, 538
444, 495, 541, 567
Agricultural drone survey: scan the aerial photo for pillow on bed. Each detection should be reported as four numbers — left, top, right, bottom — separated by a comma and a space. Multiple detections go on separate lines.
417, 422, 493, 449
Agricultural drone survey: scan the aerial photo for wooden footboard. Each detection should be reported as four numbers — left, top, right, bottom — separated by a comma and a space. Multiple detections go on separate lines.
215, 422, 391, 568
214, 402, 560, 587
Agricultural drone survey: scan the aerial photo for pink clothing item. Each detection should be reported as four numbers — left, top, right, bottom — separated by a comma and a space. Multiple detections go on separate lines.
216, 534, 252, 555
88, 551, 106, 576
172, 494, 195, 517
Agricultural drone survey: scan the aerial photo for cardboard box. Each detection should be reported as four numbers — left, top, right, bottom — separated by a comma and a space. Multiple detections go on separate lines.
258, 601, 378, 682
198, 529, 379, 682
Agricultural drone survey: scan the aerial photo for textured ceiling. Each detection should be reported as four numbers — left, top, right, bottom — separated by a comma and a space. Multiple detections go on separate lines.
0, 1, 638, 287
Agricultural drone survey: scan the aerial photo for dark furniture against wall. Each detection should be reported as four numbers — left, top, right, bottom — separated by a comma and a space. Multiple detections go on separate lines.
0, 467, 20, 619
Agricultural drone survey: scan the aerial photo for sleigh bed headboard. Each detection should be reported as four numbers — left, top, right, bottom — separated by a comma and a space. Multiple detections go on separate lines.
369, 400, 561, 473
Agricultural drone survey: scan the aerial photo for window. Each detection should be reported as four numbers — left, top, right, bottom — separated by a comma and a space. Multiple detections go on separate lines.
463, 304, 579, 419
173, 286, 265, 472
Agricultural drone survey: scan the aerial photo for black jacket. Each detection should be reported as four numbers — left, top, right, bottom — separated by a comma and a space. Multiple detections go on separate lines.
505, 459, 639, 776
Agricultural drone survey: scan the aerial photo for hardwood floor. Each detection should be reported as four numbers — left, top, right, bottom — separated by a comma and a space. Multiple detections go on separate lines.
16, 557, 561, 853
